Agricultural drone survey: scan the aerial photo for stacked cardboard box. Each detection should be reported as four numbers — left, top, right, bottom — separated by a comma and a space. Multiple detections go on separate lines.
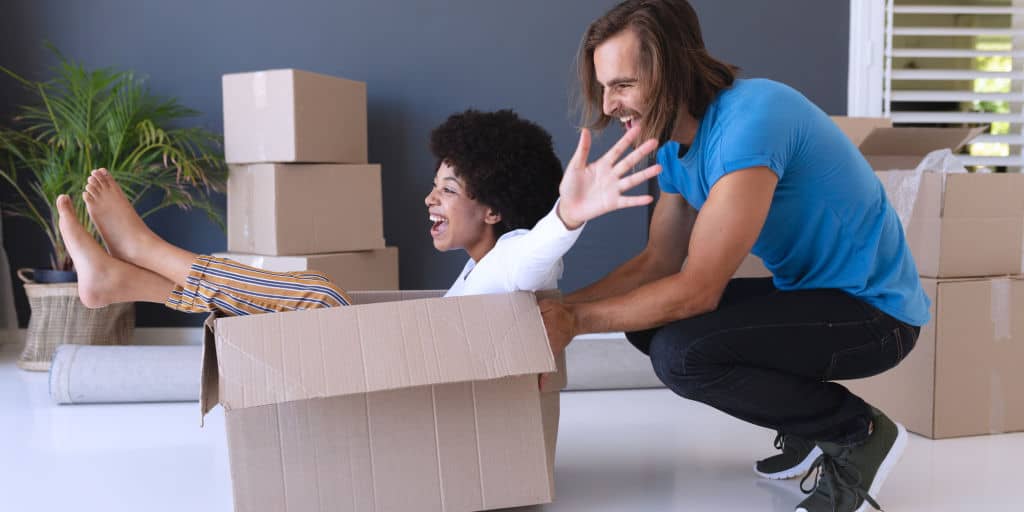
834, 117, 1024, 439
219, 68, 398, 290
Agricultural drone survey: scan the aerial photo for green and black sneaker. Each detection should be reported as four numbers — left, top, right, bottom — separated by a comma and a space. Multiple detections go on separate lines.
754, 432, 823, 480
795, 408, 908, 512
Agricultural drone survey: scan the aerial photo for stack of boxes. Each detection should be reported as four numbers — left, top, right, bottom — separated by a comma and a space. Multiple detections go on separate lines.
217, 69, 398, 291
834, 117, 1024, 439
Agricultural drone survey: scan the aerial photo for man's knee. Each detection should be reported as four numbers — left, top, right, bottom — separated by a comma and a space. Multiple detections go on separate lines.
648, 330, 707, 399
625, 328, 658, 355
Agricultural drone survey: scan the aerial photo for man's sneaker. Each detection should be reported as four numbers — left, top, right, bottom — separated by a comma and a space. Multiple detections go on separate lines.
795, 408, 908, 512
754, 432, 823, 480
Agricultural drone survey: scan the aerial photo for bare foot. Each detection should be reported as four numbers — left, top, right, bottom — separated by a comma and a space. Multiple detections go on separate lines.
83, 168, 161, 264
57, 195, 171, 308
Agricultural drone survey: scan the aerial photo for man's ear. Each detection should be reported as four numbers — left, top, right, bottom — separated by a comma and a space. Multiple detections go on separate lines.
484, 208, 502, 225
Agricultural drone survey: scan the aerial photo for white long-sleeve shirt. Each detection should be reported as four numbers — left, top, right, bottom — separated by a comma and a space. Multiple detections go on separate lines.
444, 203, 584, 297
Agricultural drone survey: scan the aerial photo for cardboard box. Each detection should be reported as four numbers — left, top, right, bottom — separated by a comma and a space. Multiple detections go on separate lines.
227, 163, 385, 255
213, 248, 400, 291
223, 69, 368, 164
843, 276, 1024, 439
833, 117, 1024, 278
200, 291, 566, 512
893, 172, 1024, 278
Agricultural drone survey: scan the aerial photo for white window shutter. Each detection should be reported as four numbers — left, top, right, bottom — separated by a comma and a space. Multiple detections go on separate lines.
883, 0, 1024, 170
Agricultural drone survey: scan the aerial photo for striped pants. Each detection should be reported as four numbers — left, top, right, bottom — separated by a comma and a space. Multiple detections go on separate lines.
165, 255, 351, 316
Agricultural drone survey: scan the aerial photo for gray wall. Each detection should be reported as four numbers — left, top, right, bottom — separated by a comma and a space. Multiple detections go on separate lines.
0, 0, 849, 327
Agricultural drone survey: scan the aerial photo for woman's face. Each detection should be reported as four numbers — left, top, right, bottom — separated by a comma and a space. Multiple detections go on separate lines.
424, 162, 499, 256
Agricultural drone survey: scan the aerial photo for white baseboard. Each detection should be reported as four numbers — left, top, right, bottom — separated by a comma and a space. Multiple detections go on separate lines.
566, 333, 663, 391
5, 328, 665, 391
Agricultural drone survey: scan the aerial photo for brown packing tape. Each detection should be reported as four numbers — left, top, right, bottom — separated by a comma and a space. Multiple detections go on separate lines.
991, 278, 1012, 343
988, 278, 1013, 435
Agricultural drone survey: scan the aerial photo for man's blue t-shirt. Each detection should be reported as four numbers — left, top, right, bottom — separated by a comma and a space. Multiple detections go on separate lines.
656, 78, 930, 326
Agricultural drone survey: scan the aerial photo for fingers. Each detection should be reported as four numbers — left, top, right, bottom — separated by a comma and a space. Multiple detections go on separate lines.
617, 194, 655, 209
618, 163, 662, 192
613, 138, 659, 177
568, 129, 592, 170
599, 125, 640, 165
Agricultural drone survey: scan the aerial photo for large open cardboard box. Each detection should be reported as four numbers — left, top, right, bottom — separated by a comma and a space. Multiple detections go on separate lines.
227, 163, 386, 255
213, 248, 400, 291
833, 117, 1024, 278
200, 291, 565, 512
843, 276, 1024, 439
223, 69, 368, 165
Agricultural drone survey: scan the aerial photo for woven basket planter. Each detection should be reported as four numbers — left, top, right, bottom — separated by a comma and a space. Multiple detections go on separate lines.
16, 270, 134, 371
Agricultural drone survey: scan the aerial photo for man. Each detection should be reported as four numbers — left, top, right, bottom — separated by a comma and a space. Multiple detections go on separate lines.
541, 2, 928, 511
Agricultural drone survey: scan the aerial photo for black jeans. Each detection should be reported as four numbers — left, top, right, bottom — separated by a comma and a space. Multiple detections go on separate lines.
626, 278, 919, 445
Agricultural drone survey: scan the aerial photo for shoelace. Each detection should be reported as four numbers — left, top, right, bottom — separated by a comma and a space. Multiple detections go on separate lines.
800, 452, 883, 512
773, 432, 786, 451
774, 432, 807, 455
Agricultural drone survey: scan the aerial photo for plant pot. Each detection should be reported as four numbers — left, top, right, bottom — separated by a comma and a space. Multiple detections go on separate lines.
17, 268, 78, 284
16, 270, 134, 372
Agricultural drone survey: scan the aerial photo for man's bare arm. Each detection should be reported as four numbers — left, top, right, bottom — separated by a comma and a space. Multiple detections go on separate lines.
565, 191, 695, 304
568, 167, 778, 335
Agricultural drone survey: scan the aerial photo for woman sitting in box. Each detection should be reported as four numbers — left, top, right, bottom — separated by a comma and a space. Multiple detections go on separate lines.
55, 109, 661, 313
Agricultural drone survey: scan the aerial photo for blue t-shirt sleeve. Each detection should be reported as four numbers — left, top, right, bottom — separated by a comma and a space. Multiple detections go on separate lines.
656, 143, 680, 194
705, 86, 805, 188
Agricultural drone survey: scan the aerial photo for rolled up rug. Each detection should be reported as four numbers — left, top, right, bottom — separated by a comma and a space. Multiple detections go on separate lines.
49, 344, 201, 404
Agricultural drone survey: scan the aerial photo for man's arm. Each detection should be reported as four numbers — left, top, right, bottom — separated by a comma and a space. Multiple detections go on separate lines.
542, 166, 778, 353
565, 191, 695, 304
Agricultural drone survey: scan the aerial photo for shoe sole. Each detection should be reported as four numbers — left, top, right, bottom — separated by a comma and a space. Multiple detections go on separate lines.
853, 421, 908, 512
753, 445, 823, 480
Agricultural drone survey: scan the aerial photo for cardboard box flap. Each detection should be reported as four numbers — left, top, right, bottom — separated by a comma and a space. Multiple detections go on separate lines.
350, 289, 568, 392
348, 290, 446, 304
831, 116, 893, 147
213, 291, 557, 410
858, 126, 985, 158
199, 314, 220, 423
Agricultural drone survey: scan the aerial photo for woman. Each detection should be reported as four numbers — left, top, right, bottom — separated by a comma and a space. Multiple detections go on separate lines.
57, 109, 660, 314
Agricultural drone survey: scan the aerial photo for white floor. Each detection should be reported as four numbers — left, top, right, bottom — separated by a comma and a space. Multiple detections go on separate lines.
2, 343, 1022, 512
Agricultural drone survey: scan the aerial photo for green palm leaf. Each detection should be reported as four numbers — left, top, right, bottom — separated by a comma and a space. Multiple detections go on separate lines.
0, 47, 226, 271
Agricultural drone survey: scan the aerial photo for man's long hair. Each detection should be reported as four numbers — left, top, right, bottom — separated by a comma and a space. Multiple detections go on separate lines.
577, 0, 739, 143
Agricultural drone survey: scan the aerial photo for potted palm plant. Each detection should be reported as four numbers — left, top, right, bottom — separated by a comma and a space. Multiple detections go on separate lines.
0, 48, 226, 370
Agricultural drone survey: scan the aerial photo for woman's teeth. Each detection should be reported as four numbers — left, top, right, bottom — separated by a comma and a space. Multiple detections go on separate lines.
429, 214, 449, 236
